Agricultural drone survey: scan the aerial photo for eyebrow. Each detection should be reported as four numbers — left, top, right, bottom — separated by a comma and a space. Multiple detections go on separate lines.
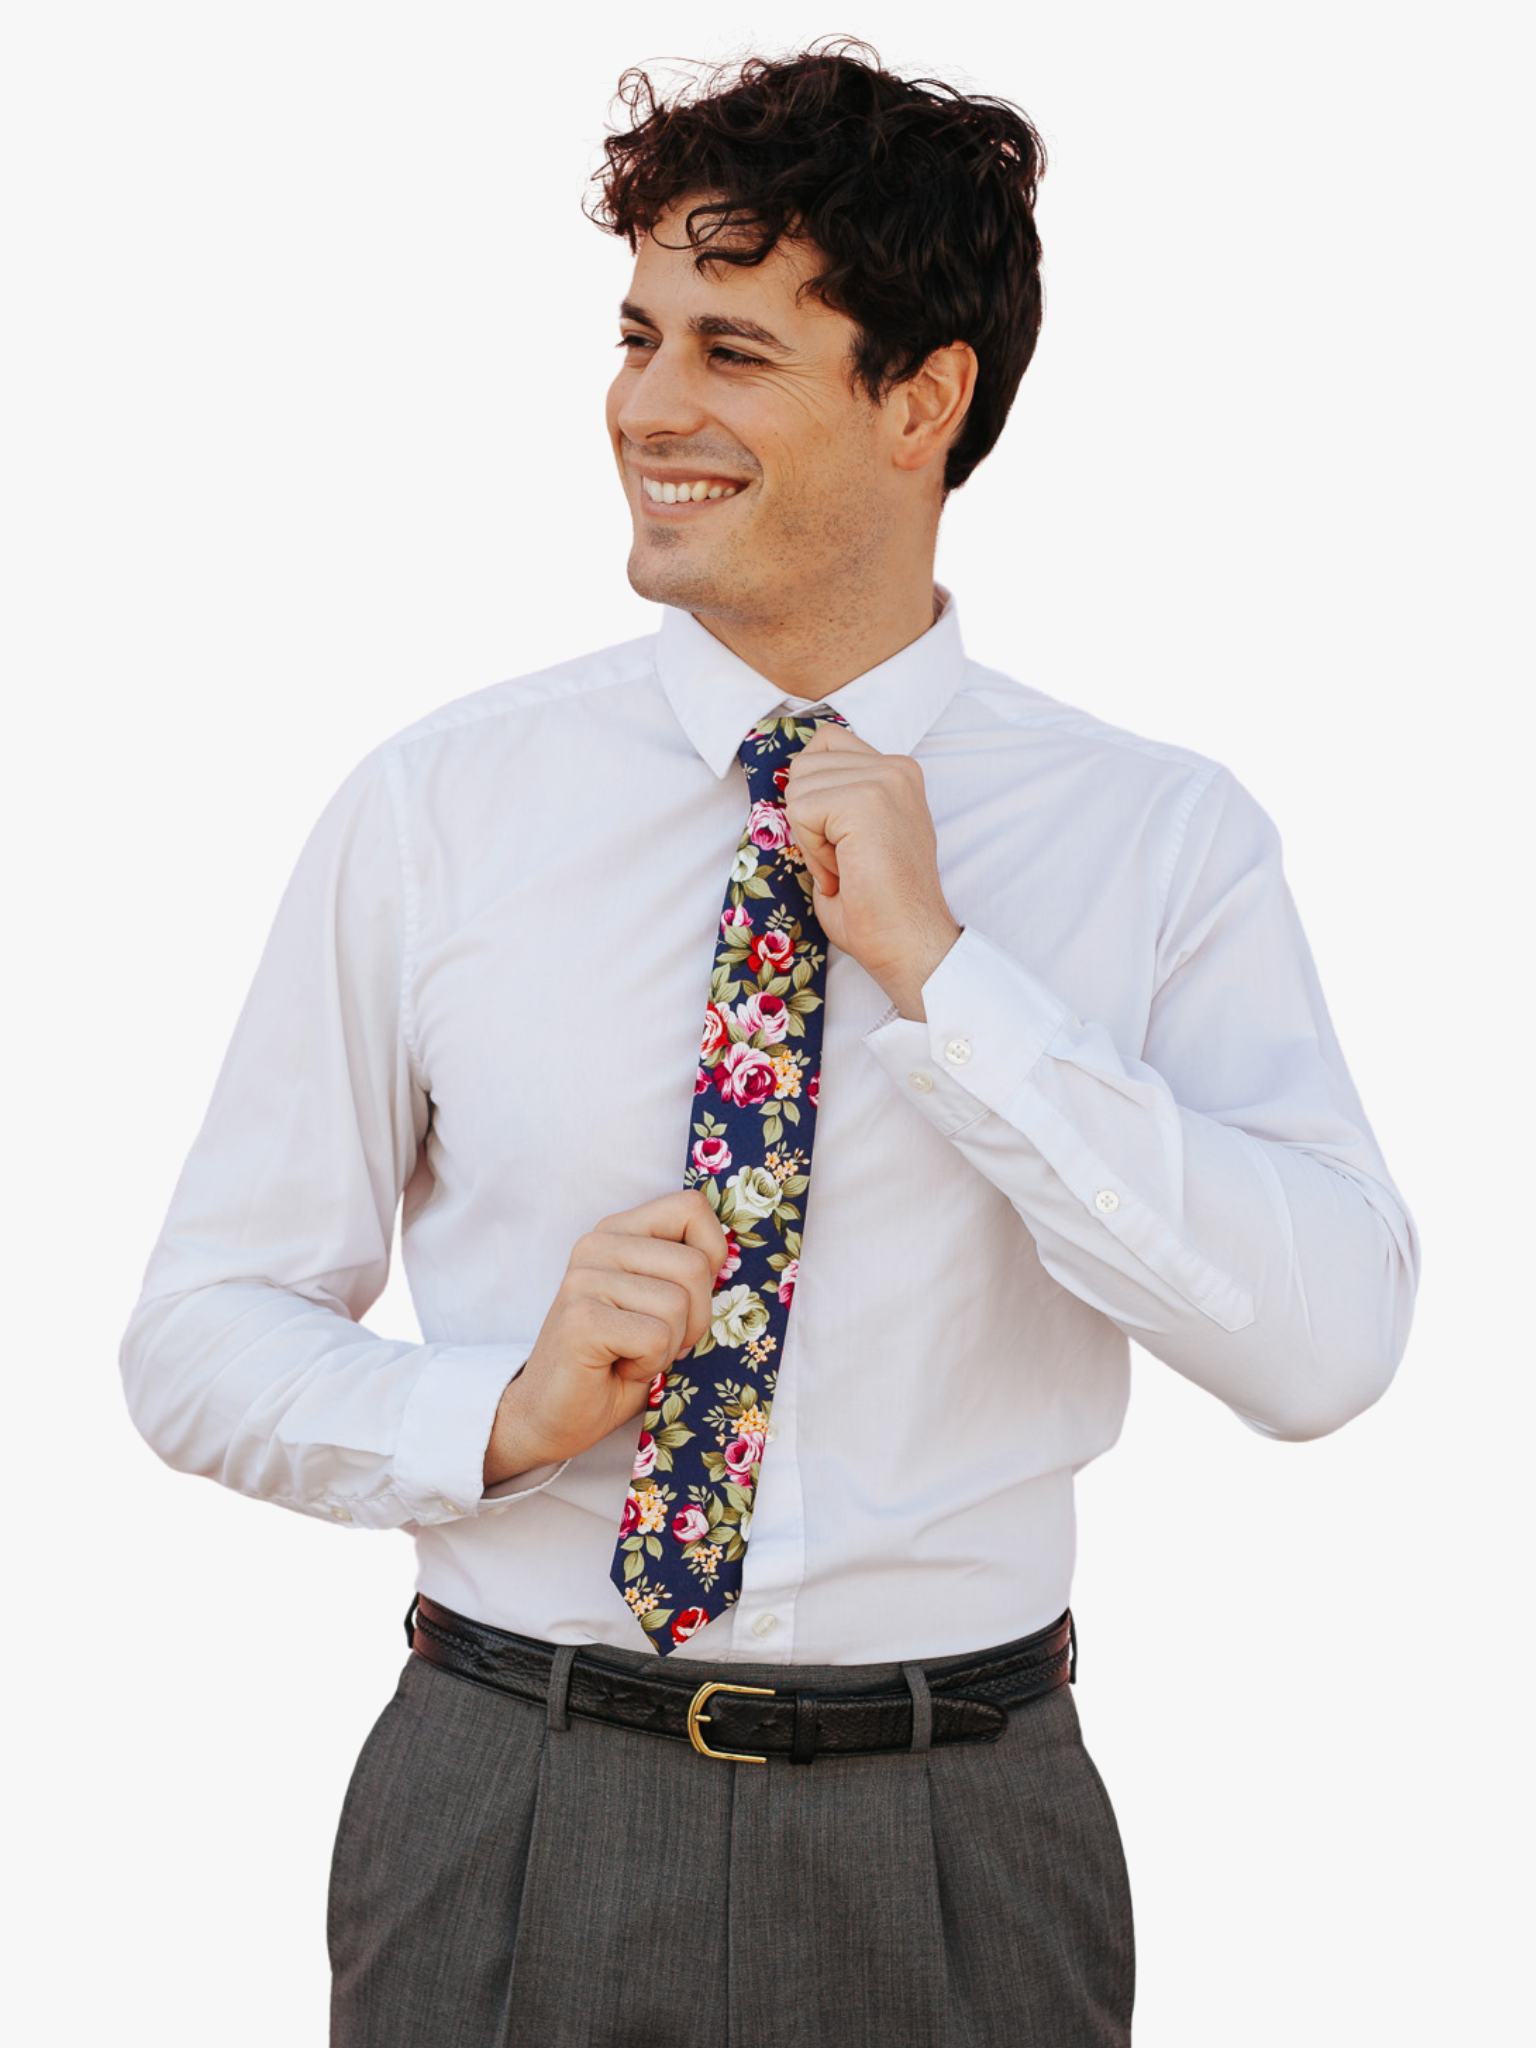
619, 300, 791, 354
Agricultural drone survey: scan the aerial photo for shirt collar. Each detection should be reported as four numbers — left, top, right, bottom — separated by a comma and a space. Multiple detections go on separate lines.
656, 587, 968, 778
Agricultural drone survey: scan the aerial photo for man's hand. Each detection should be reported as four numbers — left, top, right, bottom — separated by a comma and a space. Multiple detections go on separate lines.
483, 1190, 729, 1489
785, 723, 962, 1018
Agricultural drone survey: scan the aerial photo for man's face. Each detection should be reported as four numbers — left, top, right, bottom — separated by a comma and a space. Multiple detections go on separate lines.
606, 202, 905, 624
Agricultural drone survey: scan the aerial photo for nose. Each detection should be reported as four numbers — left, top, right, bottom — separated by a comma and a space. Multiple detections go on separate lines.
613, 341, 713, 447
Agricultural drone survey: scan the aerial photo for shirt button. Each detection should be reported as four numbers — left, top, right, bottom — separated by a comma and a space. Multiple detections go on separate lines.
943, 1037, 972, 1065
439, 1499, 461, 1515
330, 1504, 352, 1523
907, 1070, 934, 1094
1094, 1189, 1120, 1214
751, 1613, 779, 1638
765, 1426, 778, 1443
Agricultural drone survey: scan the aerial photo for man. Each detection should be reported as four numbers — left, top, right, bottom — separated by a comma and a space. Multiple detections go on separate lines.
121, 43, 1418, 2048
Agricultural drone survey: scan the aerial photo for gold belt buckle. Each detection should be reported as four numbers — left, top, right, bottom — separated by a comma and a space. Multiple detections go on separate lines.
686, 1680, 776, 1762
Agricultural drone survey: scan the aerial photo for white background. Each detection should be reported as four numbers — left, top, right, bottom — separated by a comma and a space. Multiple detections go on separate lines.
4, 2, 1529, 2041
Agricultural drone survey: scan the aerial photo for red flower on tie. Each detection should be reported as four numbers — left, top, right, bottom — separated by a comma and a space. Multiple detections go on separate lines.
747, 799, 792, 850
672, 1607, 709, 1643
714, 1043, 776, 1106
748, 930, 794, 976
723, 1437, 758, 1484
701, 1003, 730, 1062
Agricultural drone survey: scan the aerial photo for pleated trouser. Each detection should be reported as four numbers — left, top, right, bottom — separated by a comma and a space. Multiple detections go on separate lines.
328, 1632, 1134, 2047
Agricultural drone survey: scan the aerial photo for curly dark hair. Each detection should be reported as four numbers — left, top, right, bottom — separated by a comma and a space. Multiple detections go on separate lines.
589, 41, 1046, 492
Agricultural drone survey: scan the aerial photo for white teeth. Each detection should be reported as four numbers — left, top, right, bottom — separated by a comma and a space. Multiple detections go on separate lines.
641, 476, 743, 504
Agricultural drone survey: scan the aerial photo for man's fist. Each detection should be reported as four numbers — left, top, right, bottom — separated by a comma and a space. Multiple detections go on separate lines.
784, 723, 961, 1018
482, 1189, 729, 1488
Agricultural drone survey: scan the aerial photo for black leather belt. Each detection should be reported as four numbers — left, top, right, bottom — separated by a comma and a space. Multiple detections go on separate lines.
408, 1594, 1074, 1764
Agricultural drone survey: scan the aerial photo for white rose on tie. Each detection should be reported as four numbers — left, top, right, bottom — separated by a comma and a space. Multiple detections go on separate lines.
710, 1284, 771, 1348
719, 1164, 780, 1226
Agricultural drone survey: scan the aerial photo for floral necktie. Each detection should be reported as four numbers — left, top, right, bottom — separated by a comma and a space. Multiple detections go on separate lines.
610, 707, 846, 1654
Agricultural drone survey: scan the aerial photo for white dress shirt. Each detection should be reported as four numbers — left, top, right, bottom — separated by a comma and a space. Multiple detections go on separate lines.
121, 593, 1418, 1665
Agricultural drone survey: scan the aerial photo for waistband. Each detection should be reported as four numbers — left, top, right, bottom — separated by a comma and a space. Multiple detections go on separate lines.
407, 1594, 1075, 1764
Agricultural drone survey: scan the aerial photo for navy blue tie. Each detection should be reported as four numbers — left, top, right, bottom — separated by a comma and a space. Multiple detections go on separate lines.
610, 708, 845, 1652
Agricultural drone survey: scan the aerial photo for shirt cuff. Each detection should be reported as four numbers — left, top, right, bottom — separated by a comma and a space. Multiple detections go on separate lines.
863, 925, 1070, 1129
387, 1342, 560, 1525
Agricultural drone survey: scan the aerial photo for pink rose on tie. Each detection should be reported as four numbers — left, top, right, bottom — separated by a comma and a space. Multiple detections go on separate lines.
632, 1432, 657, 1479
693, 1136, 732, 1174
672, 1606, 709, 1644
806, 1068, 820, 1108
772, 765, 790, 794
777, 1258, 798, 1308
732, 991, 790, 1045
715, 1043, 777, 1107
749, 930, 794, 977
747, 799, 792, 850
721, 905, 752, 933
713, 1228, 742, 1290
701, 1003, 730, 1063
647, 1372, 669, 1407
695, 1069, 710, 1096
619, 1490, 640, 1537
723, 1437, 759, 1484
672, 1506, 710, 1544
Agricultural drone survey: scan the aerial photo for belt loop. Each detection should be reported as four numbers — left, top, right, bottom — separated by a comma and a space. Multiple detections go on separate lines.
902, 1662, 933, 1754
403, 1597, 419, 1650
1068, 1611, 1077, 1685
791, 1692, 818, 1765
546, 1645, 578, 1732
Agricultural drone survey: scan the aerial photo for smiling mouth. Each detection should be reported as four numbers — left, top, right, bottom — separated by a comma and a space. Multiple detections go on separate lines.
639, 475, 746, 506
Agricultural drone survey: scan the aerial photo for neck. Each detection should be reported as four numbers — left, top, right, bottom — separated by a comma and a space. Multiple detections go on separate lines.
691, 560, 941, 699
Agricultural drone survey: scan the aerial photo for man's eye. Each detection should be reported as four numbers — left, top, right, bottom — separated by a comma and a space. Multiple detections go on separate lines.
617, 333, 655, 353
710, 347, 762, 368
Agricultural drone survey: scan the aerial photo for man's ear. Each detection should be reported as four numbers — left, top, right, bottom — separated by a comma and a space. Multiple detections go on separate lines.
889, 342, 978, 475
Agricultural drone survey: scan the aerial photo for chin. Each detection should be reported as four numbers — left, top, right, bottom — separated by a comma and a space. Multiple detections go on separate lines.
626, 536, 742, 617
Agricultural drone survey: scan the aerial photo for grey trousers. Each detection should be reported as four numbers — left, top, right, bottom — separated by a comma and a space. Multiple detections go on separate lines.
329, 1632, 1134, 2047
